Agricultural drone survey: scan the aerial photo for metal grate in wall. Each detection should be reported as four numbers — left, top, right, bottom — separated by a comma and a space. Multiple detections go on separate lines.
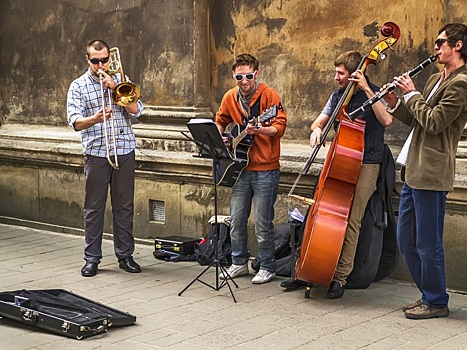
150, 200, 165, 223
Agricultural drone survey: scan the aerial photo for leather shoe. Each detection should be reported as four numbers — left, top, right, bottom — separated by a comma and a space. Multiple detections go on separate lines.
81, 262, 98, 277
280, 279, 307, 290
327, 281, 345, 299
402, 299, 423, 312
118, 257, 141, 273
404, 304, 449, 319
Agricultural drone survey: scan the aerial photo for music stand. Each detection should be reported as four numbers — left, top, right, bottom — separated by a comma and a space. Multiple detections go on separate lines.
179, 119, 238, 303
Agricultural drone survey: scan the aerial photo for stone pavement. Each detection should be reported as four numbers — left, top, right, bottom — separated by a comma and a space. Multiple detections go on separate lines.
0, 223, 466, 350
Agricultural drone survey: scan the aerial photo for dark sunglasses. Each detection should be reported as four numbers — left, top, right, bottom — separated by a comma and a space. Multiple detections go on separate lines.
233, 71, 256, 81
89, 56, 109, 64
434, 38, 452, 47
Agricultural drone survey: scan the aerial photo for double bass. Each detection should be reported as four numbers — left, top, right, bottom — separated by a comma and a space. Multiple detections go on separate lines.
290, 22, 400, 287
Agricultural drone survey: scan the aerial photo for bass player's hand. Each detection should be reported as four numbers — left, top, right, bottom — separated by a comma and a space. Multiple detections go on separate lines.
310, 127, 325, 147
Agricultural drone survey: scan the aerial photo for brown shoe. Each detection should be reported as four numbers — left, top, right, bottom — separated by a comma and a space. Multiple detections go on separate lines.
402, 299, 423, 312
404, 304, 449, 319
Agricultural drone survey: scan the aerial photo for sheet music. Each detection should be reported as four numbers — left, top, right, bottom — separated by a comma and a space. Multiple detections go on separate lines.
288, 208, 305, 222
396, 129, 413, 166
186, 118, 233, 160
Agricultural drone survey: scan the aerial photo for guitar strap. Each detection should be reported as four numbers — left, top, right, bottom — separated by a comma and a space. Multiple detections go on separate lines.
249, 95, 261, 121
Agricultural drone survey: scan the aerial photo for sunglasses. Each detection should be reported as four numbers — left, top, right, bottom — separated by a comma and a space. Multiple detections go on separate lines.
89, 56, 110, 64
434, 38, 451, 47
233, 71, 256, 81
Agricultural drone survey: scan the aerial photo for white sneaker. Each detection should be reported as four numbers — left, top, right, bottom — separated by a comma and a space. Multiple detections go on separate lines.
219, 264, 249, 280
252, 269, 276, 284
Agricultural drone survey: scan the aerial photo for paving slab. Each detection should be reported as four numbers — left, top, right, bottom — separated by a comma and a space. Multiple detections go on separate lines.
0, 223, 466, 350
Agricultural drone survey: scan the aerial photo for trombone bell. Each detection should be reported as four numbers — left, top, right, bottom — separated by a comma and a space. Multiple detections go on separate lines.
108, 47, 141, 106
114, 83, 141, 106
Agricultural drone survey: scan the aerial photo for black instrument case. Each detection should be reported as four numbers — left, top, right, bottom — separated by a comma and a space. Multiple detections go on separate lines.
0, 289, 136, 340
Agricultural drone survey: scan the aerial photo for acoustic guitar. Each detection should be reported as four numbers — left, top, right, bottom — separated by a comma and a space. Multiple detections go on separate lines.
214, 104, 277, 187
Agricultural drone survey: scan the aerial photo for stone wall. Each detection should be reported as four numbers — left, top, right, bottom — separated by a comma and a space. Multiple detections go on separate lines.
0, 0, 211, 125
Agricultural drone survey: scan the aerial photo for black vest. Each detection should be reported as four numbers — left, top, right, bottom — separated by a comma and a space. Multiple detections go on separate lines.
330, 80, 385, 164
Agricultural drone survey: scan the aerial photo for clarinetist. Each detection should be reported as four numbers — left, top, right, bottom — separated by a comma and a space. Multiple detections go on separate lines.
383, 23, 467, 320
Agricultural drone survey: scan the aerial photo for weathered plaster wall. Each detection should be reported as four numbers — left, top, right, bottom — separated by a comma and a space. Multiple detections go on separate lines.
2, 0, 467, 140
0, 0, 207, 126
209, 0, 467, 144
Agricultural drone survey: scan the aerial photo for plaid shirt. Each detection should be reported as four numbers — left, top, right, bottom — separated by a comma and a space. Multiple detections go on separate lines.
67, 68, 143, 157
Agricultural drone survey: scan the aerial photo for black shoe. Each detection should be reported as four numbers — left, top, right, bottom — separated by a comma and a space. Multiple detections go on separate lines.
327, 281, 345, 299
280, 279, 307, 290
118, 257, 141, 273
81, 262, 98, 277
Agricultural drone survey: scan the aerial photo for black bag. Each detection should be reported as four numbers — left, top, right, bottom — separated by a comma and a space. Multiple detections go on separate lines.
251, 221, 301, 276
153, 249, 197, 262
153, 236, 201, 262
194, 223, 232, 266
374, 189, 399, 282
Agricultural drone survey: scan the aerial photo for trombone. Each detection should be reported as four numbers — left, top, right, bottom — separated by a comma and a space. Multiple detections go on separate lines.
98, 74, 119, 169
98, 47, 141, 169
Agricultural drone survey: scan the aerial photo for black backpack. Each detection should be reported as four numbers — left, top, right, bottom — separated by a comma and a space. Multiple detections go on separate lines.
251, 221, 301, 276
194, 223, 232, 266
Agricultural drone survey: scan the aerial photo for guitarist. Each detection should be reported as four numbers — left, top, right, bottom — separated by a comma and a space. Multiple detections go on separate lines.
215, 53, 287, 284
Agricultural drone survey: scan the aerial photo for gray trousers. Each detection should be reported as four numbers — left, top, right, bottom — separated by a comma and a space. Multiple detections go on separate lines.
83, 151, 136, 263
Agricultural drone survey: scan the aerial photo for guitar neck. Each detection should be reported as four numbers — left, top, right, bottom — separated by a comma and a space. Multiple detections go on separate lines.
232, 128, 249, 149
230, 105, 276, 150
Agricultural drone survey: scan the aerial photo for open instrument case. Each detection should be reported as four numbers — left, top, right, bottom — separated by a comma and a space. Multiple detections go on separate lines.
0, 289, 136, 340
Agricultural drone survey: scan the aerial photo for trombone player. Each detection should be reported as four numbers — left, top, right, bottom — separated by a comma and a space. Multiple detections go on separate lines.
67, 39, 143, 277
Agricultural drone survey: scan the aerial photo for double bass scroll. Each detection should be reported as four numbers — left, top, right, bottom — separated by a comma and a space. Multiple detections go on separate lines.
288, 22, 401, 201
291, 22, 401, 287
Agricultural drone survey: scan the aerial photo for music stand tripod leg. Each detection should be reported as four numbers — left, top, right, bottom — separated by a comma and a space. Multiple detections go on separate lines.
177, 263, 214, 295
178, 248, 238, 301
178, 156, 238, 303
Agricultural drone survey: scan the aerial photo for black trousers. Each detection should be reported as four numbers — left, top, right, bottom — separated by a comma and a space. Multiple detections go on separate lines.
82, 151, 136, 263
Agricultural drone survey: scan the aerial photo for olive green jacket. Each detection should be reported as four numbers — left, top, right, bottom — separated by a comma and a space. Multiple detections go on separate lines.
392, 64, 467, 191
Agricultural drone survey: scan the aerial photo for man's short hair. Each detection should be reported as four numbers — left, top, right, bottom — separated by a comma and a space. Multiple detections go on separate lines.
334, 51, 362, 74
232, 53, 259, 71
86, 40, 110, 56
439, 23, 467, 62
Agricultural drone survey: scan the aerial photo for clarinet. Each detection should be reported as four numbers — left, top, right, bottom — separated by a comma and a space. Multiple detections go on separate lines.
348, 54, 439, 121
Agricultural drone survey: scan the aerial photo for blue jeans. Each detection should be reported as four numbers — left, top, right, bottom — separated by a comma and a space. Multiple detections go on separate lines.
229, 169, 279, 272
397, 183, 449, 308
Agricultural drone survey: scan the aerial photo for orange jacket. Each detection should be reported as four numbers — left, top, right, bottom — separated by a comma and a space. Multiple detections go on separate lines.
215, 82, 287, 171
